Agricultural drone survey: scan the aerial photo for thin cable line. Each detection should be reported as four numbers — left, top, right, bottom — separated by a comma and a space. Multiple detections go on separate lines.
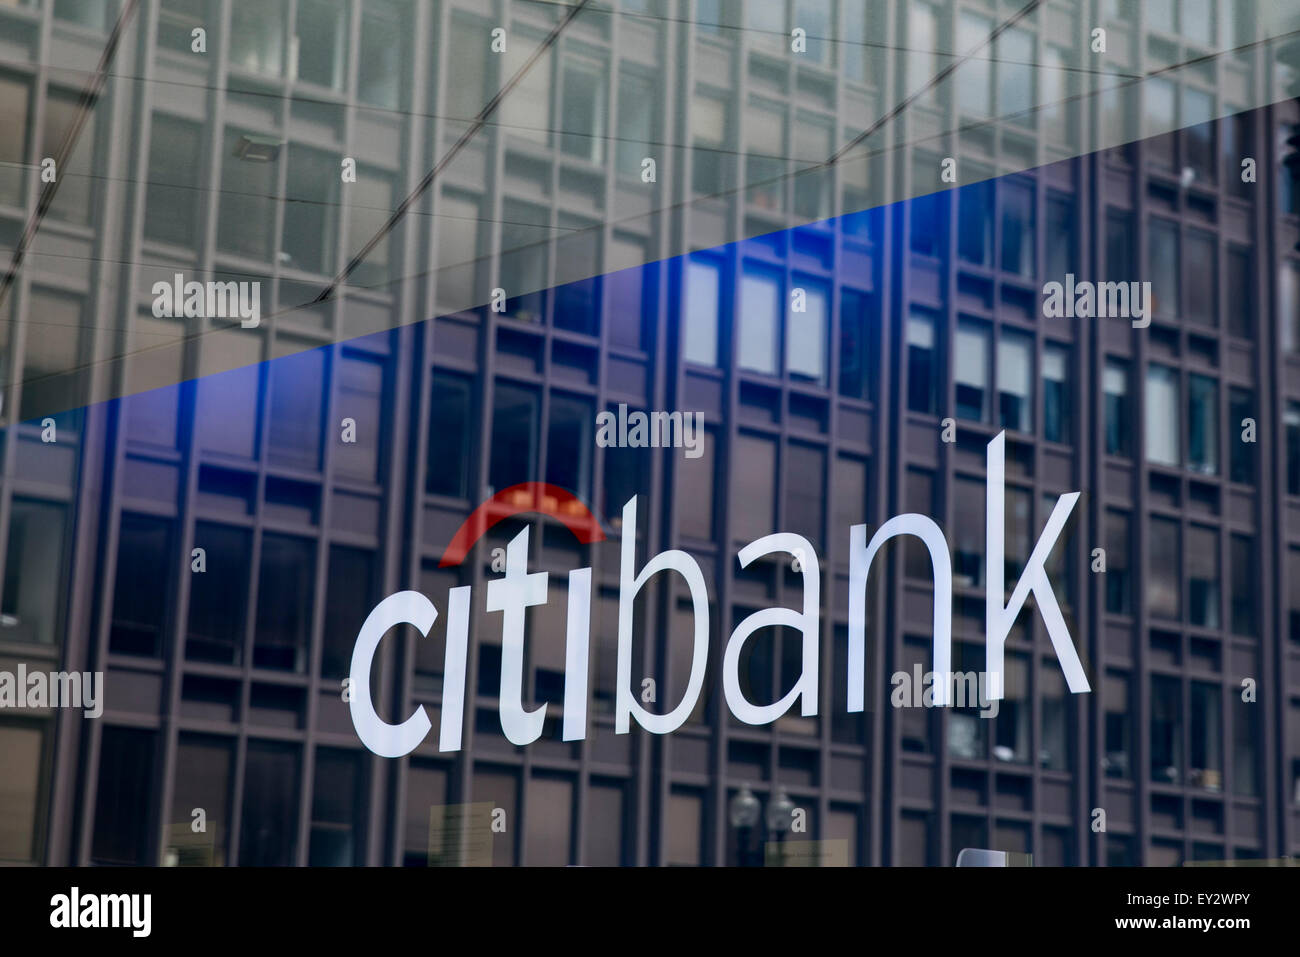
0, 0, 140, 315
7, 6, 1299, 397
512, 0, 1145, 78
311, 0, 595, 305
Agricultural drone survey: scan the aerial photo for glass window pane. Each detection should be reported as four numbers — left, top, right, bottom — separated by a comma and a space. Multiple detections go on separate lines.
167, 734, 232, 866
346, 167, 396, 289
186, 523, 251, 665
1149, 219, 1180, 319
217, 127, 278, 262
955, 321, 989, 422
253, 534, 315, 672
91, 727, 155, 864
785, 443, 825, 545
1184, 231, 1216, 327
500, 38, 552, 145
1227, 246, 1253, 339
0, 74, 31, 206
239, 742, 300, 865
1145, 365, 1179, 467
281, 145, 339, 275
0, 724, 42, 862
787, 281, 827, 383
1187, 525, 1219, 628
404, 760, 447, 866
957, 179, 993, 267
545, 394, 593, 500
230, 0, 286, 76
1045, 194, 1075, 282
489, 384, 537, 494
1148, 517, 1180, 620
1190, 682, 1222, 790
738, 266, 780, 375
666, 790, 702, 865
358, 0, 404, 108
839, 289, 872, 399
957, 12, 991, 118
1230, 534, 1257, 637
309, 749, 365, 865
322, 546, 377, 680
1229, 387, 1254, 485
1104, 672, 1133, 778
584, 782, 625, 866
144, 114, 202, 247
1187, 374, 1218, 475
906, 3, 939, 104
616, 70, 654, 177
42, 88, 97, 224
2, 499, 68, 646
1232, 690, 1259, 796
1105, 360, 1132, 456
684, 257, 721, 367
999, 181, 1035, 277
998, 27, 1034, 125
1184, 87, 1215, 183
677, 426, 715, 540
110, 514, 174, 657
21, 288, 85, 422
732, 434, 775, 542
1043, 344, 1070, 443
906, 309, 937, 414
294, 0, 346, 90
525, 776, 573, 865
560, 58, 606, 164
334, 353, 385, 484
445, 16, 490, 120
1289, 403, 1300, 495
268, 347, 324, 470
997, 332, 1032, 433
1145, 77, 1176, 168
1151, 675, 1182, 784
427, 373, 471, 498
1104, 511, 1132, 616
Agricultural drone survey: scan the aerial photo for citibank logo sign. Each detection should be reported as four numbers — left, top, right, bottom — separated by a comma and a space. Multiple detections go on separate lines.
349, 433, 1091, 758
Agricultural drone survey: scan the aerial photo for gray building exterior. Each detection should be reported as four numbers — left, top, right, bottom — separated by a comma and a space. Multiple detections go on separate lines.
0, 0, 1299, 867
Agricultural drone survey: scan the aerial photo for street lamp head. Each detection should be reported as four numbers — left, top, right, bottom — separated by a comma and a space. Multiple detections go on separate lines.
729, 783, 760, 829
766, 787, 796, 834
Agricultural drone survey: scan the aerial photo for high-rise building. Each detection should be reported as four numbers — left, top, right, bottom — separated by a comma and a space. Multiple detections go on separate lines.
0, 0, 1298, 867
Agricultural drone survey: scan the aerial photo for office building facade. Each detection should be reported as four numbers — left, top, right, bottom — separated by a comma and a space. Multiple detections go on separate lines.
1, 0, 1299, 866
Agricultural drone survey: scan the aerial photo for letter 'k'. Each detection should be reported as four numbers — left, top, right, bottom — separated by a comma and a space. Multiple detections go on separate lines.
984, 432, 1090, 700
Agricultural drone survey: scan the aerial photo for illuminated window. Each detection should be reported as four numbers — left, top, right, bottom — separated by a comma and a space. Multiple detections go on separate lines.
738, 264, 781, 375
1145, 364, 1179, 467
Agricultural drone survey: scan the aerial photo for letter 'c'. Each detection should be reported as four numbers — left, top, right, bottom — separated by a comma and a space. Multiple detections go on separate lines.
350, 591, 435, 757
